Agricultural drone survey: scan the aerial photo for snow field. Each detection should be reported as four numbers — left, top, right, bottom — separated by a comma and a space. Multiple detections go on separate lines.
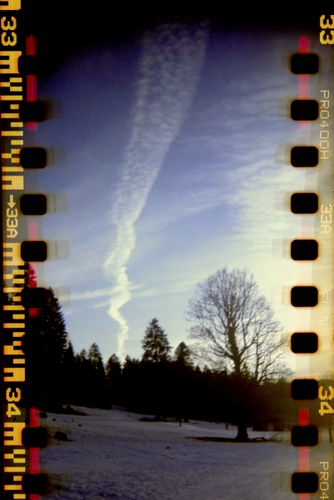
39, 407, 331, 499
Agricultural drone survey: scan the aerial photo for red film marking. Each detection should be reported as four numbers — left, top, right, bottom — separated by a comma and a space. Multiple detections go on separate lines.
28, 223, 39, 316
299, 37, 310, 131
299, 407, 310, 500
299, 36, 310, 53
28, 221, 38, 241
26, 35, 38, 131
297, 40, 312, 500
299, 407, 310, 426
29, 407, 40, 476
28, 221, 41, 499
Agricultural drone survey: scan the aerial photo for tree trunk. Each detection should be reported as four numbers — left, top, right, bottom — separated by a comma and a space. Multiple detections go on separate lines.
235, 423, 249, 441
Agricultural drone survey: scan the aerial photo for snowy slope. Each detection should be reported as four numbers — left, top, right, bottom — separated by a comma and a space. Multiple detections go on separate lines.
39, 407, 329, 499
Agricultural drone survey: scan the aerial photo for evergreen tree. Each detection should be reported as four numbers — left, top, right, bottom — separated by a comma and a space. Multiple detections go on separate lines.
45, 288, 68, 362
87, 343, 109, 408
26, 262, 38, 287
106, 353, 121, 379
78, 348, 88, 361
142, 318, 171, 363
73, 349, 91, 406
172, 342, 193, 423
21, 263, 70, 408
43, 288, 70, 405
88, 342, 104, 369
141, 320, 172, 418
105, 354, 122, 405
174, 342, 193, 366
120, 356, 143, 411
62, 341, 76, 403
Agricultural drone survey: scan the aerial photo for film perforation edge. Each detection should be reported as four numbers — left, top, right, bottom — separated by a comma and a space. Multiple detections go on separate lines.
289, 37, 322, 496
0, 3, 52, 498
0, 0, 331, 498
290, 26, 334, 498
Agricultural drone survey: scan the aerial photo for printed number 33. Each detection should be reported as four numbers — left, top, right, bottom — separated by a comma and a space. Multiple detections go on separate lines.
320, 15, 334, 44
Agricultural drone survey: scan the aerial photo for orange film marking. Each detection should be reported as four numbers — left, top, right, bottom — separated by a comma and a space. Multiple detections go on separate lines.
299, 408, 310, 500
25, 35, 37, 131
299, 37, 310, 131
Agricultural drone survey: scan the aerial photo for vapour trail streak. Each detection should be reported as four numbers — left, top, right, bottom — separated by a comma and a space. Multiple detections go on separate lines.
104, 22, 208, 358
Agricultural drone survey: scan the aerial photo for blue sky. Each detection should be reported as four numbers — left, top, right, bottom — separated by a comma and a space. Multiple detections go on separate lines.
24, 23, 333, 377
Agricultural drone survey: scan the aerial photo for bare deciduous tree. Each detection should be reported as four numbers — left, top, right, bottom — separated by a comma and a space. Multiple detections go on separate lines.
186, 267, 291, 440
187, 267, 289, 381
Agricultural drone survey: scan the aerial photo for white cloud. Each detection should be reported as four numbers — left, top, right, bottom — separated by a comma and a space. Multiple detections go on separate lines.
103, 22, 209, 359
69, 288, 112, 301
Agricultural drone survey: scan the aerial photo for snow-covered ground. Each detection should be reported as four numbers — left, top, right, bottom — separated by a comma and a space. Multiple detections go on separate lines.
39, 407, 331, 499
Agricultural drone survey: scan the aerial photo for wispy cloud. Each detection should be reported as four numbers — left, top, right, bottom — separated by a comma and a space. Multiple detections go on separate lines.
70, 288, 112, 301
103, 22, 208, 358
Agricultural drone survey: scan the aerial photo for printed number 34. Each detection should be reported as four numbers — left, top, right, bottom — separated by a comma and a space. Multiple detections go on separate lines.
319, 385, 334, 416
320, 15, 334, 44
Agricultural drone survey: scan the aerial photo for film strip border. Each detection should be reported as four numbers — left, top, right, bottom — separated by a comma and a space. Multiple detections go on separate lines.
1, 1, 49, 497
289, 36, 332, 497
1, 4, 333, 500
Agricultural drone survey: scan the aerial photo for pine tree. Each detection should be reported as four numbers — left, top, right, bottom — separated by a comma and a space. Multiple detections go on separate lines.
21, 263, 70, 408
26, 262, 38, 287
142, 318, 171, 363
73, 349, 91, 406
45, 288, 68, 362
174, 342, 193, 367
106, 353, 121, 379
172, 342, 193, 423
43, 288, 69, 405
141, 319, 172, 418
105, 354, 122, 405
78, 348, 88, 361
62, 341, 76, 403
87, 343, 109, 408
88, 343, 104, 369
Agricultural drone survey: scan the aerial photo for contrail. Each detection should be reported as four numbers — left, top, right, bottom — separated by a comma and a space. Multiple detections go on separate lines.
104, 21, 208, 359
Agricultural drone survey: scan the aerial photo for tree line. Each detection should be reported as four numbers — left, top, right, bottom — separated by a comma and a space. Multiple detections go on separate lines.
22, 311, 324, 441
28, 311, 295, 438
5, 265, 329, 440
